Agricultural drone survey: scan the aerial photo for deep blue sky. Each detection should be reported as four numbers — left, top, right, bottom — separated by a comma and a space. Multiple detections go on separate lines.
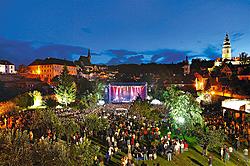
0, 0, 250, 65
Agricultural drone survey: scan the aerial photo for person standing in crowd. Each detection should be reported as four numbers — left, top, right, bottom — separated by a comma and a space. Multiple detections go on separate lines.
143, 146, 148, 160
220, 147, 224, 160
224, 148, 229, 163
167, 146, 172, 161
180, 140, 184, 154
208, 155, 213, 166
29, 130, 33, 144
243, 148, 248, 162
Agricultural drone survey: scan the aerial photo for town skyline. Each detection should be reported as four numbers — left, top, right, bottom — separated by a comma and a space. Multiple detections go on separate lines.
0, 0, 250, 65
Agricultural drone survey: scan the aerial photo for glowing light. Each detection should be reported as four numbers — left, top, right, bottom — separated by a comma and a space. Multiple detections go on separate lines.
151, 99, 162, 105
36, 66, 41, 74
32, 91, 43, 108
211, 91, 215, 95
176, 116, 185, 124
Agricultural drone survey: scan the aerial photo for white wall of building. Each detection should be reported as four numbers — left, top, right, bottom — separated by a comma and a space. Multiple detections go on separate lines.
0, 64, 16, 74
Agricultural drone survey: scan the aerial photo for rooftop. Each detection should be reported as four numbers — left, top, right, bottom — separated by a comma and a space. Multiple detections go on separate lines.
29, 57, 75, 66
0, 60, 14, 65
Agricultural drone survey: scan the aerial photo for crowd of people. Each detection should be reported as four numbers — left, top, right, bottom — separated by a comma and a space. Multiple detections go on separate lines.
1, 102, 249, 165
93, 108, 189, 165
204, 110, 250, 149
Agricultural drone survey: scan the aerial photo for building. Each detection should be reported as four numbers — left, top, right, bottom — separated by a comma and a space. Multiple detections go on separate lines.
75, 48, 92, 67
28, 57, 77, 83
0, 74, 47, 93
222, 99, 250, 122
222, 33, 232, 60
0, 60, 16, 74
215, 33, 248, 66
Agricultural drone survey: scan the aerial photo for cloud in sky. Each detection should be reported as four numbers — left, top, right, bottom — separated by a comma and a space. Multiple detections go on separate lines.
0, 36, 240, 66
148, 49, 192, 63
230, 32, 245, 42
81, 27, 92, 34
190, 44, 221, 60
107, 54, 144, 65
0, 37, 90, 65
105, 49, 138, 57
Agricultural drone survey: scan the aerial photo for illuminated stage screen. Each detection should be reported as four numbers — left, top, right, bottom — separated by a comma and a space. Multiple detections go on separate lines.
106, 82, 147, 103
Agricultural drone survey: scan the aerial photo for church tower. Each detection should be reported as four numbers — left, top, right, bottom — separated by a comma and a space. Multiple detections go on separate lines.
222, 33, 231, 60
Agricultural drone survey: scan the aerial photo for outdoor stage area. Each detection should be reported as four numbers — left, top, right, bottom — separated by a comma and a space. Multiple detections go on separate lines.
105, 82, 147, 103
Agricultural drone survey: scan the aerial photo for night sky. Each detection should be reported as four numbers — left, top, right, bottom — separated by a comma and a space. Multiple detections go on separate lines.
0, 0, 250, 65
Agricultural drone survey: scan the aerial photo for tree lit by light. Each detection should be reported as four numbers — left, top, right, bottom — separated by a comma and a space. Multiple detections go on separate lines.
176, 116, 185, 124
31, 91, 43, 108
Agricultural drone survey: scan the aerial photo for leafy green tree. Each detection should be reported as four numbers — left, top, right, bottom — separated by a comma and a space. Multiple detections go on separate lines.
163, 86, 203, 130
30, 109, 64, 138
83, 114, 108, 133
130, 100, 162, 122
0, 129, 99, 165
76, 77, 93, 96
94, 82, 104, 100
67, 137, 100, 165
78, 92, 99, 109
55, 65, 77, 107
196, 127, 225, 152
45, 97, 58, 108
14, 92, 34, 108
0, 129, 32, 166
32, 139, 67, 165
61, 118, 79, 143
30, 90, 43, 107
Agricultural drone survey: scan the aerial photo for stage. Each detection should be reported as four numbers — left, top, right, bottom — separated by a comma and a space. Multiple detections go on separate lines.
105, 82, 147, 103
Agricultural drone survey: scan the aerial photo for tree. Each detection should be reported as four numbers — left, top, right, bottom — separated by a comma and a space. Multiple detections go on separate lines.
239, 52, 249, 65
14, 92, 34, 108
45, 97, 58, 108
30, 90, 43, 108
195, 126, 225, 152
129, 100, 162, 122
32, 139, 68, 165
55, 65, 77, 107
0, 129, 32, 165
0, 128, 99, 165
78, 92, 99, 109
67, 137, 100, 165
94, 82, 104, 100
30, 109, 64, 138
163, 86, 203, 130
0, 101, 17, 115
61, 118, 79, 143
83, 114, 108, 134
76, 77, 93, 96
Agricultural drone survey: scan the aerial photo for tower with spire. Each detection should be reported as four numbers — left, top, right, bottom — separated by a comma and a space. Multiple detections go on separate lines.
222, 33, 231, 60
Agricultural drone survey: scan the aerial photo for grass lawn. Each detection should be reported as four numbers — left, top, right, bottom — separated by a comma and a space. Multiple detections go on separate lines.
91, 136, 249, 166
136, 145, 248, 166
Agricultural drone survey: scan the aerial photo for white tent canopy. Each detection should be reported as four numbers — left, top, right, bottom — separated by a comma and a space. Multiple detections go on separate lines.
222, 99, 250, 113
151, 99, 163, 105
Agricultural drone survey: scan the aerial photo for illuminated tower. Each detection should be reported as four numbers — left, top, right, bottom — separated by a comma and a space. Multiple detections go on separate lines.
222, 33, 231, 60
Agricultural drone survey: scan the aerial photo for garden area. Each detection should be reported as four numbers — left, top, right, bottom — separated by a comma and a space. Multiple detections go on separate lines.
0, 66, 249, 166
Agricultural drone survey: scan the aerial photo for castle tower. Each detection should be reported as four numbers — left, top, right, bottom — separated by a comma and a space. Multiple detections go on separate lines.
222, 33, 231, 60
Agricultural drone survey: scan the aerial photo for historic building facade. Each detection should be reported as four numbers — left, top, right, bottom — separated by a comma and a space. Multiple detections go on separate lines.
28, 57, 77, 83
0, 60, 16, 74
